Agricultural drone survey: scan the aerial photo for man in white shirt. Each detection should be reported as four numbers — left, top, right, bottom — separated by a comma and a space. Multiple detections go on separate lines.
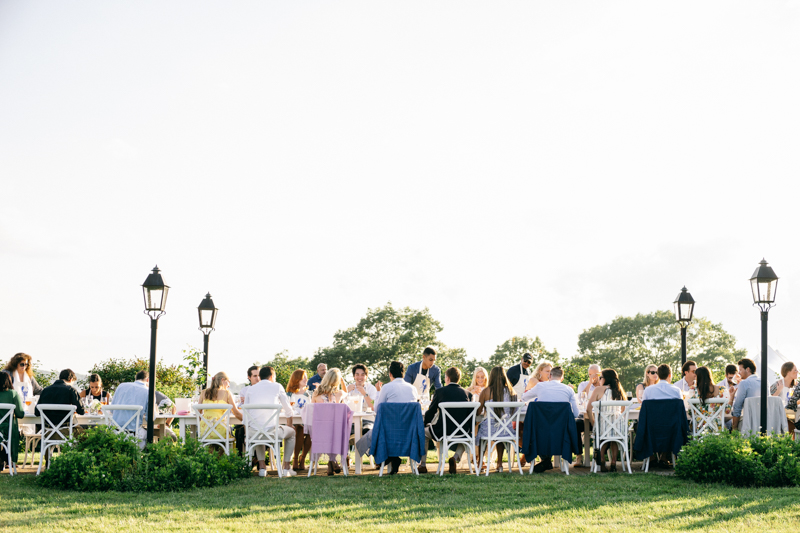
244, 366, 296, 477
717, 364, 739, 401
577, 364, 601, 397
237, 366, 260, 405
347, 364, 380, 411
642, 364, 683, 401
522, 367, 580, 473
355, 361, 419, 473
674, 361, 697, 392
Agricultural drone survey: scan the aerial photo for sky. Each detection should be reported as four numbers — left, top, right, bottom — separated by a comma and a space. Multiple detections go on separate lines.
1, 1, 799, 383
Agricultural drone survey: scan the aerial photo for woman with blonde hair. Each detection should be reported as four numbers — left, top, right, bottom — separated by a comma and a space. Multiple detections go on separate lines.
287, 369, 312, 471
524, 361, 553, 392
311, 367, 347, 474
635, 364, 659, 402
467, 366, 488, 399
4, 353, 43, 400
199, 372, 242, 445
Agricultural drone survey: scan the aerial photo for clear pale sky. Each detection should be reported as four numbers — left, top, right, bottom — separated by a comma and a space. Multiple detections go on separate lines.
1, 1, 798, 382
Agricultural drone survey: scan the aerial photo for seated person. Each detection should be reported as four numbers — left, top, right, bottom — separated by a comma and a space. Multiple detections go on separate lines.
0, 370, 24, 473
286, 369, 311, 471
523, 366, 579, 472
635, 365, 659, 402
694, 366, 730, 430
347, 364, 379, 412
80, 373, 111, 404
36, 368, 85, 426
467, 366, 488, 400
111, 370, 175, 440
641, 364, 682, 401
674, 360, 697, 392
524, 361, 553, 392
198, 372, 243, 443
731, 358, 761, 431
586, 368, 628, 472
311, 368, 348, 474
475, 366, 518, 473
355, 361, 419, 474
244, 366, 296, 477
423, 366, 472, 474
5, 353, 43, 399
237, 365, 260, 406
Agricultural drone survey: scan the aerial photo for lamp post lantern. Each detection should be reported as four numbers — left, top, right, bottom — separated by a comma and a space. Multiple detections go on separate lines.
750, 259, 779, 436
197, 292, 217, 388
673, 286, 695, 367
142, 265, 169, 444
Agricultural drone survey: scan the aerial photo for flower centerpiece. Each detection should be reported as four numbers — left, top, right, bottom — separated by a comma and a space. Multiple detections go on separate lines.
90, 399, 102, 414
158, 397, 174, 415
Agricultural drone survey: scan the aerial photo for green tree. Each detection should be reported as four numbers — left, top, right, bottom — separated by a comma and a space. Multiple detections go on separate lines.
256, 351, 313, 389
572, 310, 747, 391
487, 336, 560, 370
89, 355, 198, 400
311, 302, 472, 383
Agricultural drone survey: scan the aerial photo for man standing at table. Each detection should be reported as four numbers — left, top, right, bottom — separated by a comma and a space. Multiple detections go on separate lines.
245, 366, 296, 477
404, 347, 442, 399
674, 360, 697, 392
731, 358, 760, 431
307, 364, 327, 393
522, 366, 579, 473
506, 353, 533, 398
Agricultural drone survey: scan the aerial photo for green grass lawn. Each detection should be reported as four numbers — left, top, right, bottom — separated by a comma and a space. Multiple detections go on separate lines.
2, 470, 799, 532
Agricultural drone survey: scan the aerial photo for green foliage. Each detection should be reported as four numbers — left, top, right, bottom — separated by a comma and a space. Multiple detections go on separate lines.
32, 360, 55, 389
257, 350, 313, 389
561, 362, 588, 390
36, 426, 251, 492
572, 310, 746, 391
676, 432, 800, 487
88, 356, 197, 399
311, 302, 472, 383
177, 346, 207, 390
488, 336, 560, 369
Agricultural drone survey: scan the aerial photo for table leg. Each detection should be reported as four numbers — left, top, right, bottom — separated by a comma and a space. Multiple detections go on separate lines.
583, 421, 591, 467
179, 418, 186, 440
354, 416, 363, 475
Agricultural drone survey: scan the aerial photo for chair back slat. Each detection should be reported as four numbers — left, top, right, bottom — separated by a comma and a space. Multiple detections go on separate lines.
439, 402, 479, 442
484, 401, 523, 442
102, 405, 143, 436
193, 403, 233, 452
687, 398, 727, 436
240, 404, 281, 446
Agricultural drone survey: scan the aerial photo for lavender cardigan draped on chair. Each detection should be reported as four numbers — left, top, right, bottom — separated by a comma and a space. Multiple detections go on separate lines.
308, 403, 353, 461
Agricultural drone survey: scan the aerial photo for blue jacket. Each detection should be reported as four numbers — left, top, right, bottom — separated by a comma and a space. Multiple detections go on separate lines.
370, 402, 426, 466
633, 399, 688, 460
403, 361, 442, 395
522, 401, 580, 461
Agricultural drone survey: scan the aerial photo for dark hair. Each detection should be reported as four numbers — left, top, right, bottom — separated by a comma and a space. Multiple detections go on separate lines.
482, 366, 517, 416
87, 374, 103, 389
0, 370, 12, 392
681, 360, 697, 376
352, 364, 367, 376
738, 358, 756, 374
695, 366, 715, 402
259, 366, 274, 381
247, 366, 259, 378
135, 370, 149, 381
423, 347, 436, 357
657, 364, 671, 381
781, 362, 797, 388
550, 366, 564, 379
4, 353, 34, 379
389, 361, 404, 379
725, 364, 737, 375
445, 367, 461, 384
601, 369, 625, 400
59, 369, 76, 382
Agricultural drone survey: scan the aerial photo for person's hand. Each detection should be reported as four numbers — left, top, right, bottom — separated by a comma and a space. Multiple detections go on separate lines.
376, 381, 383, 391
777, 380, 785, 393
347, 383, 356, 393
356, 384, 366, 396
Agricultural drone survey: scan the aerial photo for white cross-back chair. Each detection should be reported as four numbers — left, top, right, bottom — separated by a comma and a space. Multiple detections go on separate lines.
192, 403, 235, 455
435, 402, 480, 476
36, 404, 76, 475
241, 404, 285, 478
478, 401, 524, 476
0, 404, 18, 475
687, 398, 727, 436
102, 405, 143, 439
589, 400, 633, 474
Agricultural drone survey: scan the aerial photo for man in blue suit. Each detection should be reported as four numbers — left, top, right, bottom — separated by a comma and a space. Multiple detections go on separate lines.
404, 347, 442, 399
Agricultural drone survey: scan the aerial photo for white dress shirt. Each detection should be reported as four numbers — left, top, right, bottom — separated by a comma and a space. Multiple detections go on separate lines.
374, 377, 419, 410
349, 382, 379, 402
522, 380, 580, 417
243, 380, 293, 428
577, 380, 595, 396
674, 378, 693, 392
641, 380, 683, 401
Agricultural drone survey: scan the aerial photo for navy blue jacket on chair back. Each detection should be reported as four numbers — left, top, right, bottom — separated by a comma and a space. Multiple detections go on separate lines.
633, 399, 688, 460
521, 402, 580, 460
370, 402, 426, 466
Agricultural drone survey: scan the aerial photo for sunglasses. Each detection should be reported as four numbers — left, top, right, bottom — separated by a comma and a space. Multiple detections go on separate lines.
647, 371, 657, 375
18, 363, 28, 368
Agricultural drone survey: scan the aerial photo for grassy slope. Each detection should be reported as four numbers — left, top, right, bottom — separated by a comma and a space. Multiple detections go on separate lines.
1, 473, 799, 532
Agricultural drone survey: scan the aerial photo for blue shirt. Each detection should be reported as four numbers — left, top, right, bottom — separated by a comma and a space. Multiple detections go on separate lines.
732, 374, 761, 418
111, 380, 167, 428
522, 381, 580, 417
307, 374, 323, 392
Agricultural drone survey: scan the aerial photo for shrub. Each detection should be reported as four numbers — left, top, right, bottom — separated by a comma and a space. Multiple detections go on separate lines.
37, 426, 251, 492
675, 432, 800, 487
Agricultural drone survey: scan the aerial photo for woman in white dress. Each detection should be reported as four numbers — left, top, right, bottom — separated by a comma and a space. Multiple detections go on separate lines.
586, 368, 627, 472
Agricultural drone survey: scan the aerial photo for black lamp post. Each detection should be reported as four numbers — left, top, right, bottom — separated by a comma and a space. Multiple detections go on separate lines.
750, 259, 779, 435
142, 266, 169, 444
197, 293, 217, 388
673, 286, 696, 367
